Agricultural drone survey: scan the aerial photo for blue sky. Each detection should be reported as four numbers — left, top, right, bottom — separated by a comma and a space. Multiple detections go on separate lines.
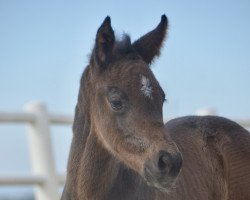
0, 0, 250, 197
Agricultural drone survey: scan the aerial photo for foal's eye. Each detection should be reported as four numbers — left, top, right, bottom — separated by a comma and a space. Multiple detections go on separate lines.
107, 87, 126, 112
110, 100, 123, 111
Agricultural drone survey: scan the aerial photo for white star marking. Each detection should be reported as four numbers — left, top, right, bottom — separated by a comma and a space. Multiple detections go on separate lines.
140, 75, 153, 99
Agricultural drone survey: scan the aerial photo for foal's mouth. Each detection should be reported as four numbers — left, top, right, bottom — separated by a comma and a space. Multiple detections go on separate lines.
144, 166, 177, 192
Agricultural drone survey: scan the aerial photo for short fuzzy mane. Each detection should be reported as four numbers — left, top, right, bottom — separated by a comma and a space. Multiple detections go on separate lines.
113, 34, 134, 55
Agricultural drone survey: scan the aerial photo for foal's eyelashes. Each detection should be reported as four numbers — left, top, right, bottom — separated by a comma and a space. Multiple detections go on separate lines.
162, 92, 167, 102
110, 100, 123, 111
106, 87, 128, 112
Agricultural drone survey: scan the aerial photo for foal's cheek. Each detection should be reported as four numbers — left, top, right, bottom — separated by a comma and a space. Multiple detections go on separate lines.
115, 142, 146, 174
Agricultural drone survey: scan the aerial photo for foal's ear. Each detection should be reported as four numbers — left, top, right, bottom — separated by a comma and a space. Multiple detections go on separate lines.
132, 15, 168, 65
94, 16, 115, 68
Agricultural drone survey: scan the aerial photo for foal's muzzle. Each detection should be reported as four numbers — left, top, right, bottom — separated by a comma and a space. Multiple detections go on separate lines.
144, 151, 182, 191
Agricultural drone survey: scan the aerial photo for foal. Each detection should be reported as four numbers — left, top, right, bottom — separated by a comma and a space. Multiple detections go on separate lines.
61, 15, 182, 200
62, 15, 250, 200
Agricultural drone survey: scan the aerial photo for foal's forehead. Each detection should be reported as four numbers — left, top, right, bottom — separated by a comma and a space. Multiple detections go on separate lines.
107, 60, 163, 100
113, 60, 156, 85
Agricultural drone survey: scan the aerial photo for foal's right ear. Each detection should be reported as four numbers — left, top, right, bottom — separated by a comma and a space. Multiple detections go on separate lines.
94, 16, 115, 68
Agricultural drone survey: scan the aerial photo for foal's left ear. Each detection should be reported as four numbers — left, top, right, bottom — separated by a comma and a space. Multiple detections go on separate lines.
132, 15, 168, 65
94, 16, 115, 68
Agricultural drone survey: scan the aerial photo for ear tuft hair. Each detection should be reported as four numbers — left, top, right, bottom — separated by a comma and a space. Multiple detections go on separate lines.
161, 14, 167, 23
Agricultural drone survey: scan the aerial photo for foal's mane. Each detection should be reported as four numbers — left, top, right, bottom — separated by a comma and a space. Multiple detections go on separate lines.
113, 34, 134, 55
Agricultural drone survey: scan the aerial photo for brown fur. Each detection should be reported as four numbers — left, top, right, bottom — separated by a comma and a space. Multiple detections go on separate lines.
165, 116, 250, 200
61, 16, 250, 200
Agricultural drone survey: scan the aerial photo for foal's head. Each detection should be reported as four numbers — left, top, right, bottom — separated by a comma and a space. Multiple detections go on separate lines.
81, 15, 182, 192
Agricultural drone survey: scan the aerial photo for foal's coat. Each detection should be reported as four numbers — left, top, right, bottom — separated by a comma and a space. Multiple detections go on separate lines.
61, 15, 250, 200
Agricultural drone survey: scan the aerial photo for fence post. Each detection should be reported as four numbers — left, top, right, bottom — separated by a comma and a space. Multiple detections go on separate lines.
24, 102, 60, 200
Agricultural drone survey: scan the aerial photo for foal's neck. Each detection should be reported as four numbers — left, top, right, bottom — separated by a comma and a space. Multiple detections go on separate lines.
77, 130, 120, 199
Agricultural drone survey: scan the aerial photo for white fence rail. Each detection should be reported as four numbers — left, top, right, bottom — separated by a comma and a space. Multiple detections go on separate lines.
0, 102, 73, 200
0, 103, 249, 200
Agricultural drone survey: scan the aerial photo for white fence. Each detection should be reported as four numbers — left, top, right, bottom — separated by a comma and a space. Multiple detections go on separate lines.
0, 102, 73, 200
0, 103, 249, 200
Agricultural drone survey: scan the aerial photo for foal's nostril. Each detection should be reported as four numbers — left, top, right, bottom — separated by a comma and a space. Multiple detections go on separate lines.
158, 152, 171, 170
157, 151, 182, 177
144, 151, 182, 187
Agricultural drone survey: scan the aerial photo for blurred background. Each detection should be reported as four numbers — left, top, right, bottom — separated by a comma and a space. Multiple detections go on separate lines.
0, 0, 250, 199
